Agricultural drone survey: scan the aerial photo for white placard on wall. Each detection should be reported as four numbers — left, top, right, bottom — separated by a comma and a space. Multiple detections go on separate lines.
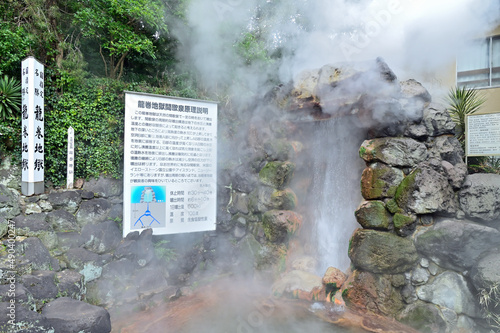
123, 91, 218, 237
466, 111, 500, 157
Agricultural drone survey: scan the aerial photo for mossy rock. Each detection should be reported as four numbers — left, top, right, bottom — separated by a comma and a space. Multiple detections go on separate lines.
262, 210, 303, 243
348, 229, 419, 274
360, 163, 404, 200
259, 161, 295, 190
393, 213, 416, 236
397, 302, 446, 333
354, 200, 391, 230
270, 188, 298, 210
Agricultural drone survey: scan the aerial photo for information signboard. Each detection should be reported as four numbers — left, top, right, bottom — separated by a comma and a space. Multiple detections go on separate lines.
123, 91, 218, 236
466, 111, 500, 157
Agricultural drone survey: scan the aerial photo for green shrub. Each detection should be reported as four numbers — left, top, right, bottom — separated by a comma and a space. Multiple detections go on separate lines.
0, 75, 21, 121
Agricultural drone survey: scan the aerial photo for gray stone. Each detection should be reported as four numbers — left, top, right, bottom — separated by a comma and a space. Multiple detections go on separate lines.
57, 231, 84, 252
48, 191, 82, 214
46, 209, 79, 232
422, 103, 456, 137
23, 271, 58, 310
75, 198, 111, 226
397, 302, 447, 333
136, 266, 169, 298
12, 213, 50, 234
459, 174, 500, 222
441, 160, 467, 190
415, 218, 500, 271
229, 192, 249, 215
411, 267, 429, 286
0, 184, 20, 219
42, 297, 111, 333
416, 271, 481, 318
429, 135, 464, 165
394, 162, 457, 215
470, 250, 500, 290
81, 221, 121, 254
64, 248, 109, 282
83, 177, 123, 198
248, 186, 275, 214
0, 302, 49, 332
348, 229, 419, 274
360, 162, 405, 200
17, 237, 60, 272
359, 137, 428, 168
25, 202, 42, 215
38, 200, 52, 212
404, 124, 428, 140
56, 270, 85, 300
399, 79, 432, 104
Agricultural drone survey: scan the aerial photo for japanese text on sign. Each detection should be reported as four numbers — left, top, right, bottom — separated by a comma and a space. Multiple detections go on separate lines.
21, 57, 44, 195
123, 91, 217, 237
466, 112, 500, 157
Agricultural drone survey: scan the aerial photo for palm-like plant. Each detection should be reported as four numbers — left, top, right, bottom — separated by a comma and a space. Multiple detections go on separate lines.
446, 85, 486, 142
0, 75, 21, 120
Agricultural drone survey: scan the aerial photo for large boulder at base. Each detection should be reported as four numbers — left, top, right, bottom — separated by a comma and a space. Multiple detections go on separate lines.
359, 137, 428, 168
470, 250, 500, 290
271, 270, 325, 301
416, 271, 481, 318
414, 218, 500, 271
83, 177, 123, 198
342, 270, 404, 317
459, 174, 500, 223
394, 162, 457, 215
397, 302, 447, 333
262, 210, 302, 243
360, 163, 404, 200
421, 103, 455, 137
348, 229, 419, 274
42, 297, 111, 333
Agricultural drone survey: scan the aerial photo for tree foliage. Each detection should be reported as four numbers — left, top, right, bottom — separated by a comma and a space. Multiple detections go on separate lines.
73, 0, 169, 80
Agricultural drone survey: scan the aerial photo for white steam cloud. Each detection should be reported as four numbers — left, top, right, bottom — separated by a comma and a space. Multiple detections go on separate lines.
176, 0, 500, 94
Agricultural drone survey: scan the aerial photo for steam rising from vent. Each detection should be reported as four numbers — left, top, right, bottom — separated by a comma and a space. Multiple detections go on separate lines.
171, 0, 500, 272
175, 0, 500, 97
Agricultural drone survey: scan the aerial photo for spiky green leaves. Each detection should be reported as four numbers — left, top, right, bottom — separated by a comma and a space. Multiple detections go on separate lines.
0, 75, 21, 120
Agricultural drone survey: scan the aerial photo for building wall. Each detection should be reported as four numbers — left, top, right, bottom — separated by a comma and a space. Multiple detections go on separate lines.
445, 25, 500, 114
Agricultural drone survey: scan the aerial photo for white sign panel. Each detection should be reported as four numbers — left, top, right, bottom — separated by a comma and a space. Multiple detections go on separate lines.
67, 127, 75, 189
466, 112, 500, 157
21, 57, 44, 195
123, 91, 218, 236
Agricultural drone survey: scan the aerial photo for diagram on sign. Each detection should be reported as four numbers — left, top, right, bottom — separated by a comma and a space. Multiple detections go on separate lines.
131, 186, 166, 229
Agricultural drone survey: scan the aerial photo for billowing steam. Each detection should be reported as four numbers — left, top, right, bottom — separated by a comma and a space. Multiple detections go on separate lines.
172, 0, 500, 272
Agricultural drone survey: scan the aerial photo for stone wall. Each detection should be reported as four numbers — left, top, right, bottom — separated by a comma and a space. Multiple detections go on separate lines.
344, 87, 500, 332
